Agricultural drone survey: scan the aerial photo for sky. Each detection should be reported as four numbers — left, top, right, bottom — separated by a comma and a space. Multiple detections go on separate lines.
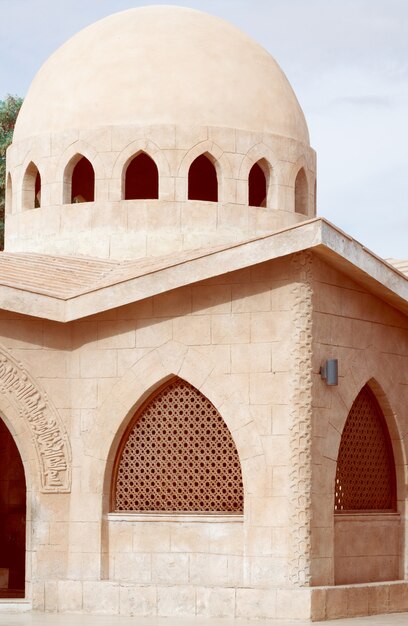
0, 0, 407, 259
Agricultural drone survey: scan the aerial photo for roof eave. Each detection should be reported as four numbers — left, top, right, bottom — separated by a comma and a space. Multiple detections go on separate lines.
0, 219, 406, 322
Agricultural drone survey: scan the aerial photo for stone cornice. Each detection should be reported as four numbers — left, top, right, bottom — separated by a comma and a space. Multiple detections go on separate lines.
0, 218, 406, 322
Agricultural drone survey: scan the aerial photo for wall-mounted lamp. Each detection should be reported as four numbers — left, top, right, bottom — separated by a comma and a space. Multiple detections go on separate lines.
320, 359, 338, 386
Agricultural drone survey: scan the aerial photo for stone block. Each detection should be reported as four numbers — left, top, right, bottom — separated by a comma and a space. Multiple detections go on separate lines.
136, 318, 172, 348
151, 553, 189, 584
325, 586, 348, 619
196, 586, 235, 618
157, 585, 196, 616
192, 284, 231, 315
97, 320, 136, 349
347, 585, 369, 617
31, 580, 45, 611
80, 350, 118, 378
389, 582, 408, 611
57, 580, 83, 612
189, 554, 228, 585
211, 313, 250, 344
235, 587, 276, 619
170, 523, 210, 553
83, 581, 120, 614
119, 584, 157, 616
44, 580, 58, 612
276, 588, 311, 619
113, 552, 151, 583
173, 315, 211, 345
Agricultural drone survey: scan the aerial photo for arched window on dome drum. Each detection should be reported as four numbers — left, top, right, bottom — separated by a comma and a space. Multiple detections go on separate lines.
188, 154, 218, 202
124, 153, 159, 200
112, 377, 243, 513
70, 156, 95, 203
334, 385, 396, 512
294, 167, 308, 215
248, 160, 268, 207
22, 162, 41, 209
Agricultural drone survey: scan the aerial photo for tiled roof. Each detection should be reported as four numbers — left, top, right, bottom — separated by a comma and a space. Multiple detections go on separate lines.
387, 259, 408, 277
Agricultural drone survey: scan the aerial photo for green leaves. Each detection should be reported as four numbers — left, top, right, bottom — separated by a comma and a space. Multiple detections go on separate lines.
0, 95, 23, 249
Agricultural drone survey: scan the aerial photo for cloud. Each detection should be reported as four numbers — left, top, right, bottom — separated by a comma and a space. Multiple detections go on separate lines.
329, 96, 392, 108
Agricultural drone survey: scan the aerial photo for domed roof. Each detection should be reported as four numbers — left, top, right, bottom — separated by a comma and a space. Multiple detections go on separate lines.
14, 5, 309, 144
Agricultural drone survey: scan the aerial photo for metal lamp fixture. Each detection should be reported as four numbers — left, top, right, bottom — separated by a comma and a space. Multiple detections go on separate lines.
320, 359, 338, 386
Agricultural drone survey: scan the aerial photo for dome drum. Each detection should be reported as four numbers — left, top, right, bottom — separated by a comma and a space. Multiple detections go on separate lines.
5, 124, 316, 260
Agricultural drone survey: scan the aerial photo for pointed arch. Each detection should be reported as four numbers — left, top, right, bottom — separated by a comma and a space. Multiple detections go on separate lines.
248, 159, 270, 207
22, 161, 41, 210
335, 383, 396, 512
124, 152, 159, 200
111, 376, 243, 513
188, 153, 218, 202
294, 167, 308, 215
63, 154, 95, 203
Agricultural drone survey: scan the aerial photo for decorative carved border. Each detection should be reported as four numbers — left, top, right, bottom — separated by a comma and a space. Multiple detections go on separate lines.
0, 348, 71, 492
289, 251, 313, 585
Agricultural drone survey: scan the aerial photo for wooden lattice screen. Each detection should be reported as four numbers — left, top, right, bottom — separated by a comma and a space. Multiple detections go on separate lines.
334, 385, 396, 511
113, 378, 243, 513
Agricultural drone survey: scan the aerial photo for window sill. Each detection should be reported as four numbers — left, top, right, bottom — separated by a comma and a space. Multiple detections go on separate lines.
107, 512, 244, 524
334, 511, 400, 522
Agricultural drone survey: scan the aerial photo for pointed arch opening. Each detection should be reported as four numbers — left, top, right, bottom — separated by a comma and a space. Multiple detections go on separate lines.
335, 384, 396, 512
334, 384, 399, 585
0, 417, 26, 598
64, 155, 95, 204
248, 160, 269, 207
124, 152, 159, 200
22, 162, 41, 210
111, 377, 243, 513
188, 153, 218, 202
294, 167, 308, 215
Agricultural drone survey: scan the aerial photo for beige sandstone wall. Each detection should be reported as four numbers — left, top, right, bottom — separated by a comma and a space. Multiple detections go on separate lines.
0, 252, 406, 619
0, 255, 314, 619
311, 256, 408, 588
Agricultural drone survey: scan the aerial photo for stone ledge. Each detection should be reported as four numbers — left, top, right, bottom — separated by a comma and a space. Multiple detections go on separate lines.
311, 580, 408, 621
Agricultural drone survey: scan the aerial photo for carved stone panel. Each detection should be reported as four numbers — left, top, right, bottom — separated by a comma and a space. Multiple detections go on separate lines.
289, 251, 313, 586
0, 349, 71, 492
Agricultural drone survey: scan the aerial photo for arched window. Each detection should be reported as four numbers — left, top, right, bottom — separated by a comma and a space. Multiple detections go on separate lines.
294, 167, 308, 215
248, 160, 268, 207
188, 154, 218, 202
65, 155, 95, 204
6, 173, 12, 214
124, 152, 159, 200
112, 377, 243, 513
335, 385, 396, 511
22, 162, 41, 209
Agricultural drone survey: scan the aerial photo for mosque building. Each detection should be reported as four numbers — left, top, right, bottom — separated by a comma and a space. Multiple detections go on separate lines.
1, 5, 407, 621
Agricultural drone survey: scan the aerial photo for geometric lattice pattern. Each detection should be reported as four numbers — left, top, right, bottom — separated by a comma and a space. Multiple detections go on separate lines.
113, 378, 243, 512
335, 385, 396, 511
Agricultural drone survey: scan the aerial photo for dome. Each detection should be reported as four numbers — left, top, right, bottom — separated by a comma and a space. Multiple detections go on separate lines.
14, 5, 309, 144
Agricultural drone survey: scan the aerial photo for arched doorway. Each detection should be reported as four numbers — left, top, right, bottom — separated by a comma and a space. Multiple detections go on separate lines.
0, 418, 26, 598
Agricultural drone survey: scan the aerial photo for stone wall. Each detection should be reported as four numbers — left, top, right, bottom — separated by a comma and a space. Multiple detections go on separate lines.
0, 252, 406, 619
311, 256, 408, 588
0, 255, 314, 618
